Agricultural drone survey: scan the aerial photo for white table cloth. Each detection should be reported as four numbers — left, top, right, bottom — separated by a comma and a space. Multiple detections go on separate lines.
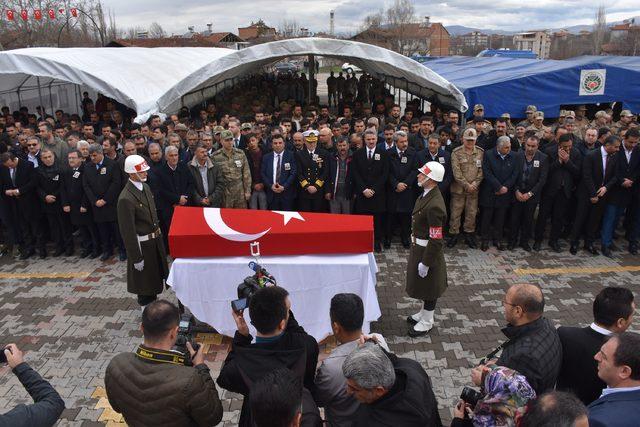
167, 253, 381, 341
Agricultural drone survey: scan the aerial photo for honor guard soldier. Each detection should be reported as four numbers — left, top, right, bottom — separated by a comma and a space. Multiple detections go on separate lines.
212, 130, 252, 209
117, 155, 169, 312
406, 161, 447, 337
295, 129, 329, 212
447, 128, 484, 249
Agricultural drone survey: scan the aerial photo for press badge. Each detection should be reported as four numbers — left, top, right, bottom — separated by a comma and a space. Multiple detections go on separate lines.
476, 160, 481, 167
401, 157, 408, 164
72, 171, 80, 179
284, 162, 291, 170
312, 154, 319, 161
235, 160, 242, 167
52, 174, 59, 181
533, 160, 540, 167
100, 167, 107, 175
438, 157, 445, 164
374, 153, 380, 161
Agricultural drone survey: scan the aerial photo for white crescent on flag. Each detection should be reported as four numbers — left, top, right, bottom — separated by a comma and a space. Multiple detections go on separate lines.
203, 208, 271, 242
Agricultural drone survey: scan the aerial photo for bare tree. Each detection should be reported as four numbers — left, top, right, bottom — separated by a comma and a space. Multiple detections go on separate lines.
148, 22, 166, 39
592, 4, 607, 55
363, 9, 384, 30
386, 0, 418, 55
279, 19, 302, 38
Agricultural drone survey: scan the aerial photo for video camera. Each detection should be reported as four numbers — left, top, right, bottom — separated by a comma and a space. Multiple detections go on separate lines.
173, 313, 200, 366
231, 261, 277, 313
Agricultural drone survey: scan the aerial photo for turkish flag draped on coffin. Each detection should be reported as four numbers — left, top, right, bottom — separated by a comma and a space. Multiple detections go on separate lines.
169, 207, 373, 257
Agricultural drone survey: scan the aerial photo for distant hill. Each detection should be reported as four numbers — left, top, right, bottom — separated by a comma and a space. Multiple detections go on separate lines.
445, 20, 629, 36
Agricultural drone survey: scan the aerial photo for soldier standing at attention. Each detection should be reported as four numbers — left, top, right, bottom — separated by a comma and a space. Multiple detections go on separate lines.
212, 130, 251, 209
447, 128, 484, 249
117, 155, 168, 313
406, 161, 447, 337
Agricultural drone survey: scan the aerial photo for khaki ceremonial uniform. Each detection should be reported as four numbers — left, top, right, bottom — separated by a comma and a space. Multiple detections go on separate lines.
464, 120, 493, 134
526, 124, 550, 140
211, 148, 251, 209
117, 181, 168, 297
406, 187, 447, 302
450, 145, 484, 235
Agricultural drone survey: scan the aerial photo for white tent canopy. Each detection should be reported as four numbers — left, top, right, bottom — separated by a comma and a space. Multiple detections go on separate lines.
0, 47, 235, 119
0, 40, 467, 120
157, 38, 468, 114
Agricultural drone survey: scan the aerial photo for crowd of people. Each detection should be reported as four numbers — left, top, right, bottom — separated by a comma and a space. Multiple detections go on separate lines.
0, 77, 638, 260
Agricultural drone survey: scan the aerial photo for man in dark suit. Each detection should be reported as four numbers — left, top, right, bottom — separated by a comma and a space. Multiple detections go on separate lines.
83, 143, 123, 261
295, 130, 329, 213
262, 134, 297, 211
509, 135, 549, 251
479, 136, 518, 251
570, 135, 621, 255
386, 131, 418, 248
61, 150, 99, 258
601, 129, 640, 256
155, 146, 194, 249
352, 129, 389, 252
589, 332, 640, 427
534, 134, 582, 252
325, 138, 354, 214
416, 134, 452, 215
0, 151, 40, 259
557, 286, 635, 405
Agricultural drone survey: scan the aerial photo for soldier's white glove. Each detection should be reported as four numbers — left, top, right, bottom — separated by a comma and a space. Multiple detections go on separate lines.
134, 260, 145, 271
418, 262, 429, 278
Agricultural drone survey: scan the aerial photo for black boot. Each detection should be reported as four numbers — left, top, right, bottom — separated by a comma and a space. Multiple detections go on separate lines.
465, 233, 478, 249
446, 234, 459, 248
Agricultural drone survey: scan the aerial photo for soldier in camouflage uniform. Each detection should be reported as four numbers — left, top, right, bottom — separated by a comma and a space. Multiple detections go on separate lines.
447, 128, 484, 249
611, 110, 634, 135
211, 130, 251, 208
527, 112, 551, 140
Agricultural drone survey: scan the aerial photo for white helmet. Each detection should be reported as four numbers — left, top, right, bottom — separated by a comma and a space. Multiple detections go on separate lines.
418, 161, 445, 183
124, 154, 150, 174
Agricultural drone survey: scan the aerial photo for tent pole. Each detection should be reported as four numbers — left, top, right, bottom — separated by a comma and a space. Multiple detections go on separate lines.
48, 81, 54, 114
308, 54, 315, 106
36, 77, 45, 117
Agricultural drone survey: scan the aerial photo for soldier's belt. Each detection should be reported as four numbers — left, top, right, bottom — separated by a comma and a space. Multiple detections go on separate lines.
137, 228, 161, 243
411, 235, 429, 247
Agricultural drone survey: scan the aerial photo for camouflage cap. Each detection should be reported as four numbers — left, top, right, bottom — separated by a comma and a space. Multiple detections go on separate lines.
621, 110, 634, 117
220, 129, 234, 140
526, 105, 537, 113
535, 111, 544, 120
565, 110, 576, 118
463, 128, 477, 140
213, 125, 225, 135
240, 122, 253, 131
474, 104, 484, 111
559, 110, 567, 117
595, 110, 608, 119
500, 113, 511, 119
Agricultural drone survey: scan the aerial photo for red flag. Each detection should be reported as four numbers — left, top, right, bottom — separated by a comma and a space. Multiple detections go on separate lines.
47, 8, 55, 19
70, 8, 78, 17
34, 9, 42, 20
169, 207, 373, 257
20, 9, 28, 21
6, 10, 14, 21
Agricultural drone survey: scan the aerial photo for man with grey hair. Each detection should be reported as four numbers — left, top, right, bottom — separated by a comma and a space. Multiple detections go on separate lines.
342, 342, 442, 425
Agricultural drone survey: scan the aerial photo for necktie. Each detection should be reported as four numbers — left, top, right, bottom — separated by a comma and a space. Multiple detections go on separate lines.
276, 154, 281, 183
368, 150, 372, 160
604, 153, 611, 184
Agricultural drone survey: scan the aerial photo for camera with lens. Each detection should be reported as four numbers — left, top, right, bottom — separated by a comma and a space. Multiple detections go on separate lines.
231, 262, 277, 313
173, 313, 200, 366
460, 386, 482, 408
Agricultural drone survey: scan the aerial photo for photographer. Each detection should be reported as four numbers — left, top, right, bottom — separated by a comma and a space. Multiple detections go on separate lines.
104, 300, 223, 426
0, 344, 65, 427
451, 364, 536, 427
217, 286, 319, 427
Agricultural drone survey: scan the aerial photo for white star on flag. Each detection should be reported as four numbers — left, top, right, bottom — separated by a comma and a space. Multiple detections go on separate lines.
273, 211, 305, 225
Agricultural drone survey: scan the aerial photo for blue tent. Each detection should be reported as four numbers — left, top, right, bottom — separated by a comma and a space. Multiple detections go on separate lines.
422, 55, 640, 118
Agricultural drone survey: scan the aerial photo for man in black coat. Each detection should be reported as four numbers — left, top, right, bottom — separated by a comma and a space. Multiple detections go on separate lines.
36, 149, 72, 257
342, 342, 442, 427
83, 143, 123, 261
479, 137, 518, 251
534, 134, 582, 252
61, 150, 99, 258
508, 135, 549, 251
352, 129, 389, 252
155, 146, 194, 249
569, 135, 621, 255
386, 131, 418, 248
217, 286, 319, 427
601, 129, 640, 256
0, 151, 40, 259
496, 284, 562, 395
325, 138, 354, 214
480, 118, 519, 152
295, 130, 330, 213
416, 133, 453, 223
557, 286, 635, 405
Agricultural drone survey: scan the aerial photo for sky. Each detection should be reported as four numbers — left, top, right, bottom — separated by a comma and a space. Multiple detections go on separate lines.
106, 0, 640, 36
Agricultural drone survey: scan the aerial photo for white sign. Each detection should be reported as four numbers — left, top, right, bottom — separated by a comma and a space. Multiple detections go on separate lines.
579, 69, 606, 96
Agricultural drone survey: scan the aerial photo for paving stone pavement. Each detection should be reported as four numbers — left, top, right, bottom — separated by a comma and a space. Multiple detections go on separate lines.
0, 242, 638, 426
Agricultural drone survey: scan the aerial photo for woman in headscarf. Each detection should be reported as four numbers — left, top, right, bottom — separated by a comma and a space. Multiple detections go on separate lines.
451, 364, 536, 427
